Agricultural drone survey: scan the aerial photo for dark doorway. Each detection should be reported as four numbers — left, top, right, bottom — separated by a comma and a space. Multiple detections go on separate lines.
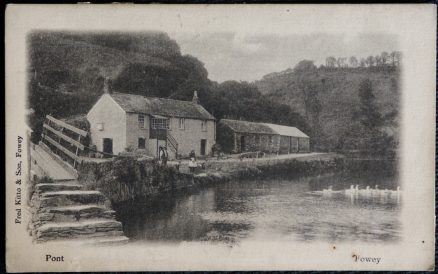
240, 136, 245, 152
200, 139, 207, 156
103, 138, 113, 155
138, 138, 146, 149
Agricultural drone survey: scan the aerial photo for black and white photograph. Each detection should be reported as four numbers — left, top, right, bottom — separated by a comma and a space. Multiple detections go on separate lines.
5, 4, 435, 271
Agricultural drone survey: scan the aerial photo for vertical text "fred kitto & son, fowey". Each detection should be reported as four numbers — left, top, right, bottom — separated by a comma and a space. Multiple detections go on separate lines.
15, 135, 23, 224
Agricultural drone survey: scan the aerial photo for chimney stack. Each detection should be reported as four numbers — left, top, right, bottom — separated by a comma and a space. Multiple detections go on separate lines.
103, 77, 112, 94
192, 90, 199, 104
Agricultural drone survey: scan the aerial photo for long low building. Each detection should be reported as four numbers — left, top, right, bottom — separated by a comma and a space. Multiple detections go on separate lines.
217, 119, 310, 154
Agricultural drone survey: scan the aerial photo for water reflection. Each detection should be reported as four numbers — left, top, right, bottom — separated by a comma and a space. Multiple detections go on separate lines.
114, 172, 401, 244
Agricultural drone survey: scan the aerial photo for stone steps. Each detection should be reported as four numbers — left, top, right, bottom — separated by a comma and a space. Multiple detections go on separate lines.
36, 183, 83, 193
38, 191, 108, 207
29, 150, 128, 244
30, 186, 128, 244
36, 220, 124, 242
44, 205, 116, 222
33, 205, 116, 225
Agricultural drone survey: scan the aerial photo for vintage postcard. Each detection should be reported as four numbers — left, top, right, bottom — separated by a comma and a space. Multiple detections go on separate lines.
5, 4, 436, 271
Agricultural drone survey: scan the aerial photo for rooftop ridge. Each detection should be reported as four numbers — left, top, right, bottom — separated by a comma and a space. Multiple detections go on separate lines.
111, 92, 195, 104
109, 92, 215, 120
220, 118, 308, 138
221, 118, 297, 128
261, 122, 300, 130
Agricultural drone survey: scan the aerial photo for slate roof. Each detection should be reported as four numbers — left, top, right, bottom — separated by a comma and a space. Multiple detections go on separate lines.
220, 119, 309, 138
220, 119, 277, 135
263, 123, 309, 138
109, 92, 215, 120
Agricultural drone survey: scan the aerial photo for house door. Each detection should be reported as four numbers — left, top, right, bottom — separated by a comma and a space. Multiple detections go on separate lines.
240, 136, 245, 152
103, 138, 113, 155
200, 139, 207, 156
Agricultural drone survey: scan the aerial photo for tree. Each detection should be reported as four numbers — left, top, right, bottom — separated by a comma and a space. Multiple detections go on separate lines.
325, 56, 336, 68
294, 60, 318, 73
348, 56, 358, 68
356, 79, 383, 130
375, 55, 382, 67
366, 56, 375, 67
293, 60, 323, 148
393, 51, 402, 66
206, 80, 310, 134
389, 52, 397, 66
336, 57, 347, 68
340, 79, 395, 157
381, 52, 389, 66
359, 58, 366, 67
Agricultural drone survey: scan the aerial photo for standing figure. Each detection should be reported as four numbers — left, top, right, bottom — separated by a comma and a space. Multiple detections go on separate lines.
162, 147, 169, 165
188, 149, 197, 173
189, 157, 197, 173
159, 146, 169, 165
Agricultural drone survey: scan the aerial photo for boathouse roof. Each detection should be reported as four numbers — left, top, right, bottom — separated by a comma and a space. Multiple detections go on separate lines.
220, 119, 309, 138
263, 123, 309, 138
220, 119, 277, 135
109, 92, 215, 120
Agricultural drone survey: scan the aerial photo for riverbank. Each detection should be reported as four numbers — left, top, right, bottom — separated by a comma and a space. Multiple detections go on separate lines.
193, 153, 344, 185
77, 153, 346, 204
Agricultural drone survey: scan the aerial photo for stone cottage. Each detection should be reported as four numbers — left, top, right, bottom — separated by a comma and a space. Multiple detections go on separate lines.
87, 91, 216, 159
217, 119, 310, 154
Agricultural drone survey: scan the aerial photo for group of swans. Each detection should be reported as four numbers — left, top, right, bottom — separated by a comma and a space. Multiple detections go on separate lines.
343, 185, 401, 197
314, 185, 402, 198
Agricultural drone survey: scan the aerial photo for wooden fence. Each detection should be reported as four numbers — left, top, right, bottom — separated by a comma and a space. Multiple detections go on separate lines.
41, 115, 88, 169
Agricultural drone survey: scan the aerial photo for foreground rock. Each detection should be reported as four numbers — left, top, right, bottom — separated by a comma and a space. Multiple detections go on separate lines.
29, 179, 128, 244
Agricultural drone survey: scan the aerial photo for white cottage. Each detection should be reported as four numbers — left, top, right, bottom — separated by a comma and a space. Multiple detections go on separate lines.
87, 91, 216, 159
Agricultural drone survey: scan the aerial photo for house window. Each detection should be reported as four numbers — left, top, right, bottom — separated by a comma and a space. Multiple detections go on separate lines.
151, 118, 169, 129
138, 138, 146, 149
138, 115, 145, 129
96, 123, 104, 131
179, 118, 185, 130
201, 120, 207, 131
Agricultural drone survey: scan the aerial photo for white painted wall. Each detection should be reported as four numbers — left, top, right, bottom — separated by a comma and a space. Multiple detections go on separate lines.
125, 112, 152, 154
87, 95, 216, 158
87, 94, 127, 155
167, 117, 215, 157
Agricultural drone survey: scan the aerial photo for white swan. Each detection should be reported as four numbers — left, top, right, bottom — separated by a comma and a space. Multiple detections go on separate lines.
322, 185, 334, 196
359, 185, 372, 196
389, 186, 402, 197
344, 185, 355, 195
370, 185, 379, 195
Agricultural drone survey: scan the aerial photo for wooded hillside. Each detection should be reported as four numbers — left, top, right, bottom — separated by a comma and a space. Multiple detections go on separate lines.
255, 64, 400, 152
28, 32, 399, 155
28, 32, 308, 143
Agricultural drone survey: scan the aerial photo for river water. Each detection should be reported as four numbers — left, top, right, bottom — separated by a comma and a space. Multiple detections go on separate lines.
114, 169, 401, 245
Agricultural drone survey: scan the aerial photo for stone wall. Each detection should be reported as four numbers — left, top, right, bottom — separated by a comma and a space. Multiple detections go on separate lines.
194, 155, 346, 187
77, 154, 344, 204
298, 137, 310, 152
234, 133, 279, 153
77, 157, 195, 203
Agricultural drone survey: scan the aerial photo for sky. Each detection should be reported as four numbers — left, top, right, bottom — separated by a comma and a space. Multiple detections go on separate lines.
171, 32, 398, 83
